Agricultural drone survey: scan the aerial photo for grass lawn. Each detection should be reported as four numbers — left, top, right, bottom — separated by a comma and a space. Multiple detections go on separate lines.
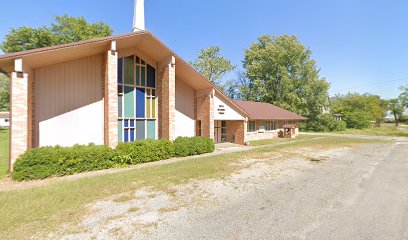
337, 123, 408, 137
0, 128, 9, 179
0, 135, 388, 239
249, 134, 317, 146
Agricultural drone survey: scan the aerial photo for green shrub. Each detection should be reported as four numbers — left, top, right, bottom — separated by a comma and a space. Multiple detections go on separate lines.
344, 111, 372, 129
12, 144, 116, 181
301, 114, 347, 132
174, 137, 215, 157
114, 139, 175, 165
12, 137, 215, 181
332, 120, 347, 131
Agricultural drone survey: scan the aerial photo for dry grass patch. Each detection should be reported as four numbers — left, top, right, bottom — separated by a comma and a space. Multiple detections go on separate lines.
128, 207, 140, 213
158, 207, 179, 213
112, 194, 135, 203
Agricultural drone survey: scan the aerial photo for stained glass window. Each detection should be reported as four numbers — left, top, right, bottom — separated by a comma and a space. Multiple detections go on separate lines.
118, 54, 156, 142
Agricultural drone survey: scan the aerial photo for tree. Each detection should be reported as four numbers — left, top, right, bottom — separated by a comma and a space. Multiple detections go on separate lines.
1, 15, 113, 53
0, 15, 113, 110
388, 99, 404, 126
0, 74, 9, 111
399, 85, 408, 108
242, 35, 330, 117
190, 46, 236, 86
331, 93, 386, 129
300, 113, 347, 132
388, 85, 408, 126
221, 79, 240, 99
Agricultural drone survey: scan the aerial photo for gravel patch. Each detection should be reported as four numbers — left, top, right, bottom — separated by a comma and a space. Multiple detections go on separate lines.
54, 147, 350, 239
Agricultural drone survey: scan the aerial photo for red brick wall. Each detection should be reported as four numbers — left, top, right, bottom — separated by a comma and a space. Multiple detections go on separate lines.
226, 120, 246, 145
197, 91, 214, 140
158, 56, 176, 140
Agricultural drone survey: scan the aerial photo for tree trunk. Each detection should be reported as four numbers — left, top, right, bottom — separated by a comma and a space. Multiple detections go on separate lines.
393, 114, 399, 127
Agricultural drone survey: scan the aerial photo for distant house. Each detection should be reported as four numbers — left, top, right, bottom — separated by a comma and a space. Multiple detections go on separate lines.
0, 0, 305, 171
0, 112, 10, 128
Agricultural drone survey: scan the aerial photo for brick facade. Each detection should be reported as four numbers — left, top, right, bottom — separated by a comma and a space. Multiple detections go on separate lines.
246, 131, 280, 142
104, 50, 119, 148
158, 56, 176, 140
226, 120, 247, 145
10, 72, 29, 171
245, 120, 299, 142
197, 90, 214, 140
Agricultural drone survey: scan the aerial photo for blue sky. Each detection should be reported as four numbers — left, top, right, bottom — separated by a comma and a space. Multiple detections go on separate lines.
1, 0, 407, 99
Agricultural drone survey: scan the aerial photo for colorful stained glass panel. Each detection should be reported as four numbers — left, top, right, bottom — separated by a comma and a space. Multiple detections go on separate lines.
118, 120, 123, 143
124, 87, 135, 118
118, 58, 123, 84
136, 120, 145, 140
147, 120, 156, 139
118, 95, 123, 117
136, 88, 145, 118
124, 56, 134, 85
141, 66, 146, 86
147, 64, 155, 88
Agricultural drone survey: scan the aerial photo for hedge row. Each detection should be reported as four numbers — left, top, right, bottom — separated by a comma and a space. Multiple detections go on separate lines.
12, 137, 215, 181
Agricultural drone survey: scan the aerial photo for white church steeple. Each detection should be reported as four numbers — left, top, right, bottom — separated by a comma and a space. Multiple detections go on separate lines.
133, 0, 145, 32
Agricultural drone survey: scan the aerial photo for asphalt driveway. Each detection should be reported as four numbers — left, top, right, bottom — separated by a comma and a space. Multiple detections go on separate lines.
61, 140, 408, 240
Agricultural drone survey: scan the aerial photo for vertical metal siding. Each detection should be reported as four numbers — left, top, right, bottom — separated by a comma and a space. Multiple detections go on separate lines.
175, 78, 195, 118
33, 54, 104, 147
175, 78, 195, 137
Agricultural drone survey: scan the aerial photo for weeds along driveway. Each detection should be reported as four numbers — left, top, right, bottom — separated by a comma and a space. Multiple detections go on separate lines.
0, 136, 395, 239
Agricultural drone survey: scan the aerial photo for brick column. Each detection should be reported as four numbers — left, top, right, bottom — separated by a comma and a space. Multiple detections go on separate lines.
226, 120, 247, 145
158, 56, 176, 140
10, 71, 29, 171
104, 43, 119, 148
198, 89, 215, 140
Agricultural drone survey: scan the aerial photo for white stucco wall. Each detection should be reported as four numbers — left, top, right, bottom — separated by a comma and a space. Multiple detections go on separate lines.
39, 101, 104, 147
175, 78, 195, 137
214, 94, 245, 121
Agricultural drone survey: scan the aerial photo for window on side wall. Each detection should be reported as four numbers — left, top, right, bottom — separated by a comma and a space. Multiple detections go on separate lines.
247, 121, 256, 132
197, 120, 202, 136
266, 121, 276, 131
259, 122, 266, 132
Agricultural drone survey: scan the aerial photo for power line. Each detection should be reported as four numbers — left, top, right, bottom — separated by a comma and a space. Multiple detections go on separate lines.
332, 77, 408, 93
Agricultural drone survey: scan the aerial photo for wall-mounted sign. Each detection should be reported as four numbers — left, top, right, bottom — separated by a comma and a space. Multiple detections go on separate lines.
218, 105, 226, 115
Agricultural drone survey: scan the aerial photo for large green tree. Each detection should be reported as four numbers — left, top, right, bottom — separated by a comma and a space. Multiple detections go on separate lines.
1, 15, 113, 53
388, 99, 404, 126
331, 93, 386, 129
388, 85, 408, 126
190, 46, 236, 86
0, 15, 113, 110
399, 85, 408, 107
241, 35, 330, 117
0, 74, 9, 111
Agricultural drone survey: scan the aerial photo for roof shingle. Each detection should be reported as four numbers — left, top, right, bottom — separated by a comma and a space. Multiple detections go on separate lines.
233, 100, 305, 120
